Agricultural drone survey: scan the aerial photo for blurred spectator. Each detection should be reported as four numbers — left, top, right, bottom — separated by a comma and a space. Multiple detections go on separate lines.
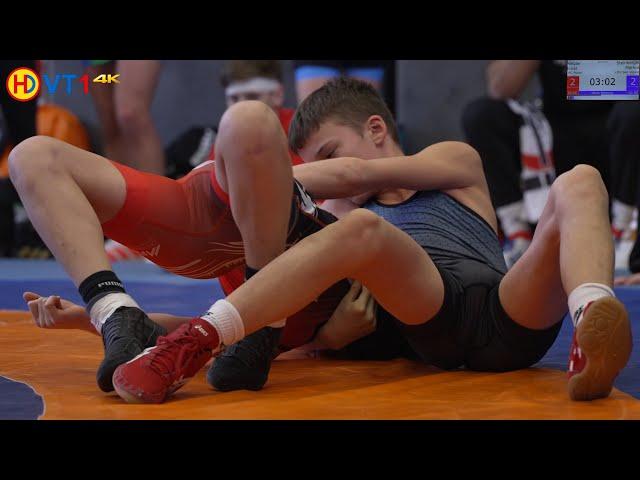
86, 60, 165, 174
462, 60, 640, 270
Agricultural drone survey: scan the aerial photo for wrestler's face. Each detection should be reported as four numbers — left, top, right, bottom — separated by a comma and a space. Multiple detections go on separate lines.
298, 115, 391, 204
298, 115, 390, 163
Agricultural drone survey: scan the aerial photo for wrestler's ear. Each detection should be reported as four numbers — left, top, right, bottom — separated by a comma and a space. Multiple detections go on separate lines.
365, 115, 388, 147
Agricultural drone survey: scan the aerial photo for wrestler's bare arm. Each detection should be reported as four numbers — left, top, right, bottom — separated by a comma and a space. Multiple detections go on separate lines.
293, 141, 483, 199
23, 292, 191, 335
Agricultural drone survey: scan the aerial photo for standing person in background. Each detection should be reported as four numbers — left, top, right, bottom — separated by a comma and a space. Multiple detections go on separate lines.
86, 60, 165, 175
462, 60, 640, 270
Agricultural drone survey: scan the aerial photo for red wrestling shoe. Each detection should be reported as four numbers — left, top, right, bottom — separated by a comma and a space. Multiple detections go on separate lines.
113, 318, 222, 404
567, 297, 632, 401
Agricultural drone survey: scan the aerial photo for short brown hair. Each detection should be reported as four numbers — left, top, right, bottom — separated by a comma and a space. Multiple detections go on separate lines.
288, 77, 399, 153
220, 60, 283, 88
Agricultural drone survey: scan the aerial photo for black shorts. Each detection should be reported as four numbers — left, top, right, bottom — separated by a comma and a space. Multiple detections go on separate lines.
286, 180, 339, 244
338, 259, 563, 372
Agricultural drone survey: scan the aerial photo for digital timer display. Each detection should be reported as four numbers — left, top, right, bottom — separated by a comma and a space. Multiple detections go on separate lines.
567, 60, 639, 100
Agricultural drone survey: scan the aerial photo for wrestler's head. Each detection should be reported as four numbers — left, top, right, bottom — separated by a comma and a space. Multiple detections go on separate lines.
288, 77, 401, 164
220, 60, 285, 110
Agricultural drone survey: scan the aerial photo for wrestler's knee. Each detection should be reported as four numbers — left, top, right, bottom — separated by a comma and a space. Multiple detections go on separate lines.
217, 101, 284, 153
8, 136, 66, 188
339, 209, 386, 260
552, 164, 608, 211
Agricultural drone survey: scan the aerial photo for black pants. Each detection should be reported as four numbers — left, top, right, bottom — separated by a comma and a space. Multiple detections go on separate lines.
0, 60, 38, 256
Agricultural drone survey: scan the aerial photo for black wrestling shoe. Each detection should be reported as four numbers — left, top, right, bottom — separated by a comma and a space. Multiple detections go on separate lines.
206, 327, 283, 392
96, 306, 167, 392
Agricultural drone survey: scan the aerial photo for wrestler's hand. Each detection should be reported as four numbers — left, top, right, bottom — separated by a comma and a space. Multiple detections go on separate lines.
614, 273, 640, 286
316, 280, 377, 350
22, 292, 95, 333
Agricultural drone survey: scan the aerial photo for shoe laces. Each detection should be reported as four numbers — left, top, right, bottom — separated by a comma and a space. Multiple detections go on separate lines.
146, 323, 209, 379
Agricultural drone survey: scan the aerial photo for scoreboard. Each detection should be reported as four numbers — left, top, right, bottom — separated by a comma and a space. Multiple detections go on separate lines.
567, 60, 639, 100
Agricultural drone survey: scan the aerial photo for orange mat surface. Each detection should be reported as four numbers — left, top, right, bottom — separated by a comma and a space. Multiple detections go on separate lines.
1, 310, 639, 420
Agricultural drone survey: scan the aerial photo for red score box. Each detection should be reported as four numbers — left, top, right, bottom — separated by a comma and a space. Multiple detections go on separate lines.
567, 76, 580, 95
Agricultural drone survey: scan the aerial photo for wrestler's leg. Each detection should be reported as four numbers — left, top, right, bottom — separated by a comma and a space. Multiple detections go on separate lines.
9, 136, 168, 392
112, 206, 453, 402
205, 101, 299, 391
112, 207, 451, 402
9, 136, 125, 284
499, 164, 614, 329
499, 164, 631, 400
213, 101, 292, 270
226, 208, 445, 332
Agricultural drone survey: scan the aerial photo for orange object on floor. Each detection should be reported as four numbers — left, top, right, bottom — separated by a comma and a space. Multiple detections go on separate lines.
1, 310, 639, 420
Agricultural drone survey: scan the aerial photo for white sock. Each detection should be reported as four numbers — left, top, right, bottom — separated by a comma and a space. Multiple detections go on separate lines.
201, 299, 245, 346
567, 283, 614, 327
496, 201, 531, 239
612, 199, 634, 234
89, 292, 140, 334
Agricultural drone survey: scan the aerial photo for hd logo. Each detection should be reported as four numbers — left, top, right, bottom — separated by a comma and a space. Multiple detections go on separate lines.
6, 66, 120, 101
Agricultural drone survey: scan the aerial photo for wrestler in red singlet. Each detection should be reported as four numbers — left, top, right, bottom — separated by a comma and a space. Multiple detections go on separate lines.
100, 106, 348, 353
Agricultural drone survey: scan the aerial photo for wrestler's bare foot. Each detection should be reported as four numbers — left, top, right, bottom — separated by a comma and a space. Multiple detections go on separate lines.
22, 292, 97, 334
